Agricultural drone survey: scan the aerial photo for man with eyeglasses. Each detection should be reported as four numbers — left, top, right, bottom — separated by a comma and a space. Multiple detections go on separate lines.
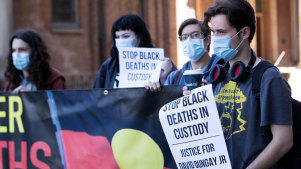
164, 18, 223, 85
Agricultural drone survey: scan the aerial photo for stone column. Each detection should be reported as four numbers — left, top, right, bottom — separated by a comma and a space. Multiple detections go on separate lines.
0, 0, 13, 87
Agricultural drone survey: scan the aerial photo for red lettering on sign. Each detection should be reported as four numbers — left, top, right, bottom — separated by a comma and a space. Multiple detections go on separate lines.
30, 141, 51, 169
9, 141, 27, 169
0, 141, 8, 169
0, 141, 51, 169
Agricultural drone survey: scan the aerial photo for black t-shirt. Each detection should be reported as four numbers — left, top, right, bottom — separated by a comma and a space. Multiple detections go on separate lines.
213, 65, 292, 168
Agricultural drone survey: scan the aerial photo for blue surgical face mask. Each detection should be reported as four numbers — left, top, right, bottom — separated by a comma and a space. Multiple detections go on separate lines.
115, 38, 135, 51
12, 52, 30, 70
211, 30, 244, 60
182, 38, 206, 61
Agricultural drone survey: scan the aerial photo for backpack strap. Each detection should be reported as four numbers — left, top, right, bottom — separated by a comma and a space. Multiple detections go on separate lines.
291, 98, 301, 157
252, 60, 276, 99
252, 60, 301, 165
173, 69, 183, 85
251, 60, 275, 136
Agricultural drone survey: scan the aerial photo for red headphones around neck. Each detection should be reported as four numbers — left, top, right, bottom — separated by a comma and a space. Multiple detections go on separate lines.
209, 50, 256, 84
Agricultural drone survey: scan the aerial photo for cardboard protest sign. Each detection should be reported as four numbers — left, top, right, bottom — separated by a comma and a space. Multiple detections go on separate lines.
159, 84, 232, 169
118, 47, 163, 88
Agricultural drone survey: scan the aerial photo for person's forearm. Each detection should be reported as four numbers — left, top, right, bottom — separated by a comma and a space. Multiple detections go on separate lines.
246, 125, 293, 169
246, 139, 290, 168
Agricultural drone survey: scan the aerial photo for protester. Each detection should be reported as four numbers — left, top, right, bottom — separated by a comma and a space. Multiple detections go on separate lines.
4, 29, 66, 93
164, 18, 223, 86
183, 0, 293, 168
93, 14, 176, 89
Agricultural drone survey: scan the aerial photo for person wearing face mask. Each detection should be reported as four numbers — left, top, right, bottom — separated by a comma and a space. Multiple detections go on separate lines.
93, 14, 177, 89
184, 0, 292, 168
164, 18, 223, 86
4, 29, 66, 93
211, 29, 244, 61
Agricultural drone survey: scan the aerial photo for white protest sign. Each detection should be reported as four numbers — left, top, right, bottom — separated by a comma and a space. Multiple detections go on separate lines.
159, 84, 231, 169
118, 47, 163, 88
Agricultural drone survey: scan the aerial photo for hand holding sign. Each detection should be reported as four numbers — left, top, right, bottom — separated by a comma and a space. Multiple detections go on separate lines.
145, 57, 174, 92
159, 84, 232, 169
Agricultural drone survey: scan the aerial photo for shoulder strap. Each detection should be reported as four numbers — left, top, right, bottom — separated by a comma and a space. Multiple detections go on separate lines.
252, 60, 276, 99
173, 69, 183, 85
253, 61, 301, 163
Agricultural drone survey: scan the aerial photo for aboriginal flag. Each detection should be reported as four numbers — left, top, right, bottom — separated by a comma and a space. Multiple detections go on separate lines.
48, 86, 183, 169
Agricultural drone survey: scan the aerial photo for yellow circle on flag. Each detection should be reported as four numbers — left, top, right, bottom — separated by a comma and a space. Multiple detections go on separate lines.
111, 129, 164, 169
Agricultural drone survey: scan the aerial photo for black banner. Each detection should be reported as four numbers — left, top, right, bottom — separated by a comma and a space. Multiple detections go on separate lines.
0, 86, 183, 169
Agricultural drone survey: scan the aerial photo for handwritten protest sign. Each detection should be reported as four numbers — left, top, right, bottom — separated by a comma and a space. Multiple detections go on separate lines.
159, 84, 231, 169
118, 47, 163, 88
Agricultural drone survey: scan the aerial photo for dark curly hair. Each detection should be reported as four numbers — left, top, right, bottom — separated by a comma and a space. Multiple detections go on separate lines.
110, 14, 154, 62
4, 29, 51, 90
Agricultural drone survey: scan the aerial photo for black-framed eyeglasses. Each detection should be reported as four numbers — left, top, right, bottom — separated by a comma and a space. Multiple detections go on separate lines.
179, 32, 204, 41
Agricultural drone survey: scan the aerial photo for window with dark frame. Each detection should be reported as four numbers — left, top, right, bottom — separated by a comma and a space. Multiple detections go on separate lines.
51, 0, 81, 29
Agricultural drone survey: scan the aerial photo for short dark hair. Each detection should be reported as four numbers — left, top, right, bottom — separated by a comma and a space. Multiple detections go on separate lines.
178, 18, 210, 37
204, 0, 256, 42
110, 14, 153, 60
178, 18, 211, 51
